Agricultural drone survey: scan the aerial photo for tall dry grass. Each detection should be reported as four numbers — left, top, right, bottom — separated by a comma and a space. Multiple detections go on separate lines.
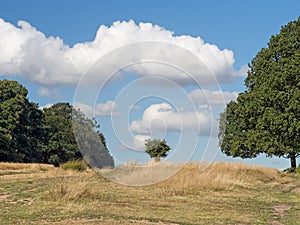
44, 161, 283, 201
0, 162, 53, 171
101, 161, 280, 187
1, 161, 282, 201
158, 162, 281, 193
46, 176, 99, 201
101, 161, 184, 186
0, 162, 54, 177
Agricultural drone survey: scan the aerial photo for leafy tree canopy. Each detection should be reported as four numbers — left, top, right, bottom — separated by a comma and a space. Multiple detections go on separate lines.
0, 79, 43, 162
219, 17, 300, 170
43, 103, 114, 168
0, 80, 114, 168
145, 138, 171, 162
42, 103, 81, 166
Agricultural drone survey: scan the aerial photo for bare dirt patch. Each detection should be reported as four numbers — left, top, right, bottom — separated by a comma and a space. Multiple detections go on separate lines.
291, 187, 300, 195
271, 203, 292, 224
0, 194, 11, 201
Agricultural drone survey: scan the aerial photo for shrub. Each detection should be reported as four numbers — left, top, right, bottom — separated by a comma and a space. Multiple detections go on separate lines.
145, 138, 171, 162
60, 159, 88, 172
49, 155, 60, 167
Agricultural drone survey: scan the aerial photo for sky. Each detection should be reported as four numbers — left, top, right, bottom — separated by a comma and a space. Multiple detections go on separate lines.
0, 0, 299, 169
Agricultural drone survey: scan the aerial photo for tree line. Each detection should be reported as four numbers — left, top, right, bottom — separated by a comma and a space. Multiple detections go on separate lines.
0, 79, 114, 168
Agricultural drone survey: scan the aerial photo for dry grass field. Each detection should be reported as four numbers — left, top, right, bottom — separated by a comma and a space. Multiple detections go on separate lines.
0, 161, 299, 224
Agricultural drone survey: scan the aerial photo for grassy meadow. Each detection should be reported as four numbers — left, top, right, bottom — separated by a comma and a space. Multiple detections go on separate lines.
0, 161, 299, 224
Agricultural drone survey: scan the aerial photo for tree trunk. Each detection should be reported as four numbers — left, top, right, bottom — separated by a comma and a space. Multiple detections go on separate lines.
290, 153, 296, 171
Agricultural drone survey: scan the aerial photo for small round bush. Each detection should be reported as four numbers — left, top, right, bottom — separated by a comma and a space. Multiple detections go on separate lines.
60, 159, 88, 171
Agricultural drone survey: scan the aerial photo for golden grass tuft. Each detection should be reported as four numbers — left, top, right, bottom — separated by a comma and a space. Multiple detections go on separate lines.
47, 176, 98, 201
60, 159, 88, 172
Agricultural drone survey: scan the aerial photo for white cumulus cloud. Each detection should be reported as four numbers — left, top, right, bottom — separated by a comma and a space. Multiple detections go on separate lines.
95, 101, 118, 116
189, 89, 238, 105
37, 86, 62, 98
0, 18, 246, 87
130, 103, 214, 136
132, 135, 150, 150
74, 100, 118, 117
38, 103, 53, 110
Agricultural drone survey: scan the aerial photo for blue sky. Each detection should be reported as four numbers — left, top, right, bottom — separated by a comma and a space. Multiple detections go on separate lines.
0, 0, 299, 169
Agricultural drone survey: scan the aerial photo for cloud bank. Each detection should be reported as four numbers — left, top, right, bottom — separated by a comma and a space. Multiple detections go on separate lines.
130, 103, 214, 135
0, 18, 246, 87
74, 101, 118, 117
189, 89, 238, 105
132, 135, 150, 150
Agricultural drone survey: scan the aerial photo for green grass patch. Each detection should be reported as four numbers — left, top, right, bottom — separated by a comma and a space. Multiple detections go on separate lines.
60, 160, 87, 172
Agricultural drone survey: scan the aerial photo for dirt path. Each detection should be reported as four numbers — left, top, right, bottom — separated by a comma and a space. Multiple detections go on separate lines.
270, 185, 300, 225
271, 203, 292, 225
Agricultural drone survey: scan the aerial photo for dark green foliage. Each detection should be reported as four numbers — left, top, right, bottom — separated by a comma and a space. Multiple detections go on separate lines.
42, 103, 114, 168
72, 110, 114, 169
0, 79, 43, 162
42, 103, 81, 166
219, 17, 300, 169
145, 138, 171, 162
48, 155, 60, 167
0, 80, 114, 167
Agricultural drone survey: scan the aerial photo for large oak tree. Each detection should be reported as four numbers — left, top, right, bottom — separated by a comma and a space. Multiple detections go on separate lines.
219, 17, 300, 170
